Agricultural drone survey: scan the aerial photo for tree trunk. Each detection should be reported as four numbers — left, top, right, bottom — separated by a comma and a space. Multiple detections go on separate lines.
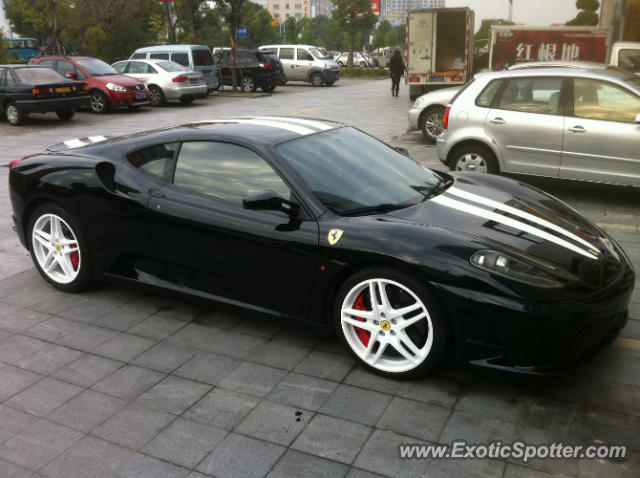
228, 25, 238, 92
348, 30, 355, 68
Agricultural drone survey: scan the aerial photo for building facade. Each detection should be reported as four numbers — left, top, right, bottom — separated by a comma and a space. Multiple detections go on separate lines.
600, 0, 640, 42
383, 0, 445, 26
1, 0, 11, 36
267, 0, 331, 21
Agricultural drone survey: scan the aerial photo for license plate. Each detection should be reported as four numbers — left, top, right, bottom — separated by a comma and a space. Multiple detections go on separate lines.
135, 92, 147, 99
190, 78, 200, 85
429, 76, 445, 82
55, 87, 71, 93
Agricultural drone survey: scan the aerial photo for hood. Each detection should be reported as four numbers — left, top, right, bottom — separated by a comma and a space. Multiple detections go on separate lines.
96, 74, 144, 87
389, 173, 625, 289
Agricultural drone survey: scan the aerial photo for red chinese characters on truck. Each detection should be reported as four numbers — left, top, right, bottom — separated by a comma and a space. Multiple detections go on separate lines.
491, 29, 609, 70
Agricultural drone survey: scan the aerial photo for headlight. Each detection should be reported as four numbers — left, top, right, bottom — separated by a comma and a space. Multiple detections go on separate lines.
324, 63, 331, 69
413, 97, 426, 109
470, 250, 564, 288
106, 83, 127, 92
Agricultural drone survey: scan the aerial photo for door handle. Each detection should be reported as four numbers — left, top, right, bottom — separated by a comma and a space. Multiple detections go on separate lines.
568, 126, 586, 133
490, 117, 505, 125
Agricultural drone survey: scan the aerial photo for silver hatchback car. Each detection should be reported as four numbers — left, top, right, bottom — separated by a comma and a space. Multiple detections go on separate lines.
437, 67, 640, 187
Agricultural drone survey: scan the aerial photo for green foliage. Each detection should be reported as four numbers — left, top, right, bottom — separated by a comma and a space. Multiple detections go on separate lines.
567, 0, 600, 25
5, 0, 72, 54
236, 3, 278, 47
332, 0, 376, 66
396, 24, 405, 46
576, 0, 600, 12
340, 67, 388, 77
475, 18, 515, 49
0, 30, 8, 63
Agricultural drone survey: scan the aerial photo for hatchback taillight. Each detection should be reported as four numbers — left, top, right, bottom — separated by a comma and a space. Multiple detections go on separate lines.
172, 76, 188, 83
259, 62, 272, 70
443, 107, 451, 130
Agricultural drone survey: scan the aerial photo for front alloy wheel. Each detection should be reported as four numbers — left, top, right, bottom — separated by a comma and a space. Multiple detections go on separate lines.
311, 72, 324, 87
336, 269, 447, 377
89, 91, 108, 114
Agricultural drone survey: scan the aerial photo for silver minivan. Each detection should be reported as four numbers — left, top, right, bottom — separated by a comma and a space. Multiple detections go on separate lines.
259, 44, 340, 86
437, 67, 640, 187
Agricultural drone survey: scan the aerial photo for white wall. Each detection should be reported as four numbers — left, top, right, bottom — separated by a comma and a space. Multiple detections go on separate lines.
1, 0, 12, 36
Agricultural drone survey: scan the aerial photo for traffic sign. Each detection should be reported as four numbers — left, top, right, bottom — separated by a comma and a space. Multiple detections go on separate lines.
236, 26, 247, 37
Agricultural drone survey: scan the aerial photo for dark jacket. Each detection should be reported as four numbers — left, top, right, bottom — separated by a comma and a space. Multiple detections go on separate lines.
389, 53, 404, 76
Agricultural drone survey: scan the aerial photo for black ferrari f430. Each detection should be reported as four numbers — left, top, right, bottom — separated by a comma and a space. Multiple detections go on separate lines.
8, 117, 635, 378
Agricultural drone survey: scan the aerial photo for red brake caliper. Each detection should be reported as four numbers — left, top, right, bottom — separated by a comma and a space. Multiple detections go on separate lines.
70, 244, 79, 270
353, 294, 371, 346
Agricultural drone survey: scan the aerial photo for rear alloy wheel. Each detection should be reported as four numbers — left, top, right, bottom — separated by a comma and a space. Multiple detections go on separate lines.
451, 144, 498, 174
56, 110, 75, 121
311, 72, 324, 87
241, 76, 257, 92
28, 204, 93, 292
89, 90, 108, 114
149, 85, 166, 106
335, 268, 448, 378
420, 106, 445, 143
5, 101, 25, 126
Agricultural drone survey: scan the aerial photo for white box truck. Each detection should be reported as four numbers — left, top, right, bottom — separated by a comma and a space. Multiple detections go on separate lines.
405, 7, 474, 100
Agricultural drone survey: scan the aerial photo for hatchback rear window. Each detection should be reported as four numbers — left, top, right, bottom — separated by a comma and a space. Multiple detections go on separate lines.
15, 67, 65, 83
193, 49, 214, 66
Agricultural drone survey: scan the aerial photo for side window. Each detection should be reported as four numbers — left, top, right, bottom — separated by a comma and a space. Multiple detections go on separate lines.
5, 70, 16, 87
573, 78, 640, 123
238, 50, 257, 64
497, 77, 563, 115
128, 62, 149, 74
113, 63, 128, 73
476, 79, 503, 107
173, 142, 290, 205
618, 49, 640, 74
57, 60, 86, 79
147, 64, 158, 74
0, 69, 5, 86
150, 52, 170, 60
131, 53, 146, 60
39, 60, 56, 68
297, 49, 313, 61
280, 48, 294, 60
128, 143, 179, 179
171, 52, 190, 67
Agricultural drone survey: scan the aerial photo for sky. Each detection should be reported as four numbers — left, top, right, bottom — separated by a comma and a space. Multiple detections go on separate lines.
446, 0, 585, 30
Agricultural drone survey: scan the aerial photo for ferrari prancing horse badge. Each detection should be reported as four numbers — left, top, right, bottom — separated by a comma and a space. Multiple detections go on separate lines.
328, 229, 343, 246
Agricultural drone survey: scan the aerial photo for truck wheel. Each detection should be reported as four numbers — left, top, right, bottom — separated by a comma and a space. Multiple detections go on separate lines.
420, 106, 445, 143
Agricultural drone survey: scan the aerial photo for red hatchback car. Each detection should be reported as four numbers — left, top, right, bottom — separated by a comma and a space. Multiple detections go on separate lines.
30, 56, 150, 113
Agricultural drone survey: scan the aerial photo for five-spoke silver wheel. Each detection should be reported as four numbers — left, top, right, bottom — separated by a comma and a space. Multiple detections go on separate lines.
340, 278, 434, 374
32, 214, 81, 285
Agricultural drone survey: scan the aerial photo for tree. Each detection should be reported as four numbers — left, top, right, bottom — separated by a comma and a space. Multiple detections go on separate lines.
372, 19, 393, 49
6, 0, 72, 54
238, 3, 279, 48
566, 0, 600, 26
332, 0, 376, 66
475, 18, 515, 50
216, 0, 247, 90
0, 30, 8, 63
284, 16, 297, 42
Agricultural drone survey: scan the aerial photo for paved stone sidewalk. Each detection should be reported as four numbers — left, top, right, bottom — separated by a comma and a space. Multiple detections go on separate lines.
1, 78, 639, 478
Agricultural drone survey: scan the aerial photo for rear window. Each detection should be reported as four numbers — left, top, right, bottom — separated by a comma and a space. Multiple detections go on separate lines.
237, 50, 258, 64
171, 52, 190, 67
193, 49, 214, 66
157, 61, 189, 72
15, 67, 65, 83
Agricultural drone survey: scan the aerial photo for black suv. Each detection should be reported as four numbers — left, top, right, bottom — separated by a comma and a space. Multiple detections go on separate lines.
213, 48, 286, 92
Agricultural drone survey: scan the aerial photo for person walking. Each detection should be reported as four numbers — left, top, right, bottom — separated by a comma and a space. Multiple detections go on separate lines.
389, 50, 404, 97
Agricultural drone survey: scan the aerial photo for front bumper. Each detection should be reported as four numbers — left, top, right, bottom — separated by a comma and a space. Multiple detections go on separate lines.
435, 263, 635, 374
106, 89, 150, 107
408, 106, 422, 130
17, 95, 90, 113
322, 69, 340, 83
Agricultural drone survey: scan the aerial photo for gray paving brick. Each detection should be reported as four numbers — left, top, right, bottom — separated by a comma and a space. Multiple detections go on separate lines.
172, 352, 241, 385
0, 363, 42, 401
55, 321, 119, 352
58, 298, 122, 323
0, 308, 50, 333
142, 417, 227, 469
0, 458, 37, 478
184, 387, 259, 430
320, 384, 393, 426
197, 433, 286, 478
0, 418, 82, 470
5, 377, 83, 417
206, 329, 267, 359
353, 429, 429, 478
231, 317, 282, 337
155, 299, 203, 321
272, 327, 323, 348
267, 372, 338, 411
131, 342, 195, 373
236, 400, 311, 446
194, 309, 244, 330
93, 333, 156, 362
427, 458, 505, 478
218, 362, 288, 397
51, 353, 122, 387
115, 453, 190, 478
9, 342, 82, 375
0, 329, 13, 342
40, 435, 135, 478
91, 364, 165, 400
249, 339, 311, 370
395, 376, 462, 409
292, 414, 372, 465
343, 367, 402, 395
345, 469, 387, 478
377, 397, 451, 442
503, 464, 556, 478
92, 403, 176, 449
266, 449, 349, 478
440, 410, 517, 444
90, 302, 158, 331
166, 322, 220, 349
0, 404, 39, 445
136, 376, 212, 415
23, 316, 81, 343
0, 334, 47, 364
294, 350, 355, 381
47, 389, 126, 432
128, 315, 188, 340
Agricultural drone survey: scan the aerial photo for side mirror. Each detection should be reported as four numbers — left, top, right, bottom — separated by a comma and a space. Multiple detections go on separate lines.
635, 113, 640, 124
394, 146, 410, 157
243, 191, 299, 217
65, 71, 77, 79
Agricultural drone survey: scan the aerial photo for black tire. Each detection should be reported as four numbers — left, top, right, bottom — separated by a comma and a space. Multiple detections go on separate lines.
261, 84, 276, 92
310, 72, 324, 87
240, 75, 257, 92
56, 110, 75, 121
27, 203, 95, 292
89, 90, 109, 114
333, 267, 449, 379
5, 101, 25, 126
419, 106, 445, 144
449, 143, 499, 174
180, 97, 194, 105
337, 61, 343, 67
149, 85, 166, 106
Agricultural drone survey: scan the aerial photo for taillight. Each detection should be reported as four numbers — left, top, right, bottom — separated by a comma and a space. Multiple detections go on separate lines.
83, 84, 89, 90
443, 107, 451, 130
259, 62, 272, 70
172, 76, 188, 83
200, 75, 205, 81
9, 159, 22, 169
32, 88, 41, 94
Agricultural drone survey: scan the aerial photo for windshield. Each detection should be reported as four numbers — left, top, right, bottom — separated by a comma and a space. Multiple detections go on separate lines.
15, 67, 65, 83
157, 61, 189, 72
309, 48, 328, 59
76, 59, 119, 76
277, 127, 441, 215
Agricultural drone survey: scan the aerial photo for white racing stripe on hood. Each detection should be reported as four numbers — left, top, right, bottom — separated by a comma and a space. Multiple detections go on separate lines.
254, 116, 334, 131
431, 195, 599, 260
445, 187, 600, 253
63, 139, 87, 148
88, 136, 107, 143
